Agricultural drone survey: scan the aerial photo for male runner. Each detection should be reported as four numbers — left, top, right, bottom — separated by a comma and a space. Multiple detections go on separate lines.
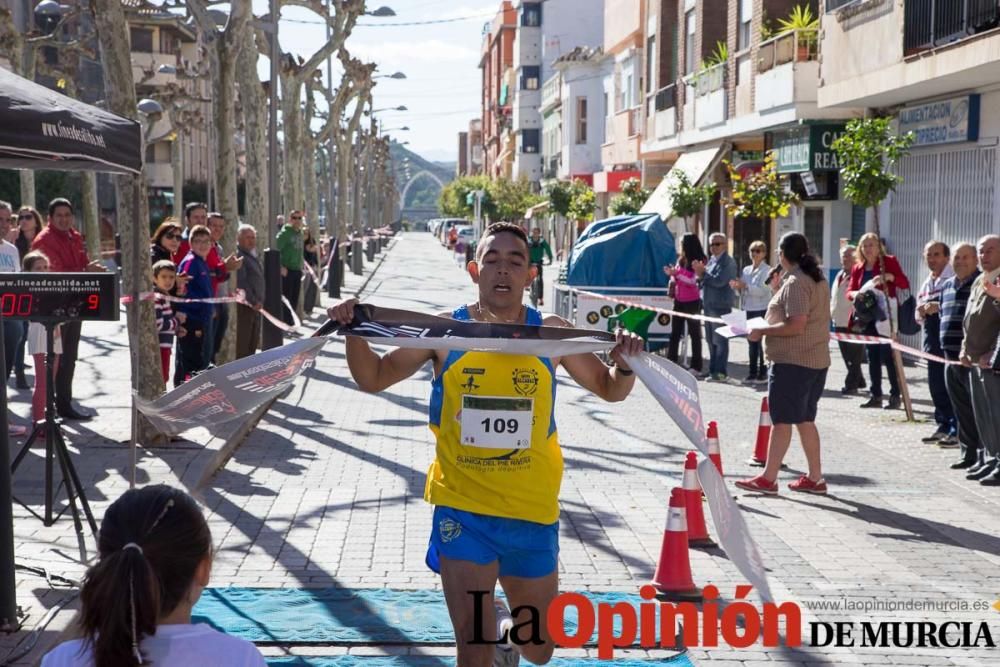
327, 222, 643, 666
528, 227, 554, 306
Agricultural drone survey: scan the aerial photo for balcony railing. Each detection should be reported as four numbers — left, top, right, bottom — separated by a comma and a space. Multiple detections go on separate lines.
654, 82, 678, 111
757, 28, 818, 73
690, 62, 726, 97
903, 0, 1000, 55
826, 0, 860, 10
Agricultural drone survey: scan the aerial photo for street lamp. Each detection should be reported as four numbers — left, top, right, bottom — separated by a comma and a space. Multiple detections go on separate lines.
137, 98, 164, 120
366, 6, 396, 17
372, 105, 407, 112
375, 71, 407, 80
382, 126, 410, 132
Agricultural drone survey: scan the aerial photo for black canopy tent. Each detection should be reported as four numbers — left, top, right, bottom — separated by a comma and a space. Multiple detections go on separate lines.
0, 66, 142, 631
0, 66, 141, 174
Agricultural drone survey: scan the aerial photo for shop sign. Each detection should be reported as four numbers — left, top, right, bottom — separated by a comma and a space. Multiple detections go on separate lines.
898, 94, 980, 147
773, 124, 846, 174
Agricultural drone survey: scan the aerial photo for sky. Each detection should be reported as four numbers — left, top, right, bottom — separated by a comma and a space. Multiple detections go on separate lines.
252, 0, 497, 164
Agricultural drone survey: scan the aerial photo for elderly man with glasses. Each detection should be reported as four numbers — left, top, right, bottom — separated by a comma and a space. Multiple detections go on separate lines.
694, 233, 738, 381
276, 210, 306, 326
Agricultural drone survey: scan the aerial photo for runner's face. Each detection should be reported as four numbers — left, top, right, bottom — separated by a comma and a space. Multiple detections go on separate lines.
472, 232, 532, 309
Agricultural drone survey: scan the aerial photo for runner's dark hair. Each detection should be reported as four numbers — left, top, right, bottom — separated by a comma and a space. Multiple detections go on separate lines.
679, 233, 707, 267
779, 232, 824, 283
79, 485, 212, 667
478, 222, 529, 256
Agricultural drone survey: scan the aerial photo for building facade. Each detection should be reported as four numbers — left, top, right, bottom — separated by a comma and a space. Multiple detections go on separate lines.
818, 0, 1000, 296
480, 2, 517, 180
457, 131, 469, 176
508, 0, 605, 187
639, 0, 861, 269
595, 0, 645, 218
468, 119, 484, 175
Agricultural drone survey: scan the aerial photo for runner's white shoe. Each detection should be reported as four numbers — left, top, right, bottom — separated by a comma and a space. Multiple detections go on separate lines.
492, 598, 520, 667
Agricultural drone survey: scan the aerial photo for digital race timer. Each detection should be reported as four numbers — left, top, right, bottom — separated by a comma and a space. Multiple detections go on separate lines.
0, 272, 120, 322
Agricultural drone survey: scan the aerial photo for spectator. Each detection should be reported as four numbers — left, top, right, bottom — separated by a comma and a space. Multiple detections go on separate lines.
276, 210, 305, 326
830, 245, 866, 395
31, 198, 105, 421
303, 227, 319, 315
13, 206, 42, 389
0, 202, 24, 383
235, 225, 264, 360
173, 202, 209, 259
916, 241, 956, 445
847, 232, 910, 410
940, 244, 981, 470
962, 235, 1000, 485
528, 227, 554, 306
41, 485, 266, 667
730, 240, 771, 384
736, 232, 831, 495
207, 212, 242, 365
151, 219, 183, 264
664, 234, 706, 377
174, 226, 214, 386
694, 232, 737, 381
22, 251, 57, 426
152, 261, 185, 385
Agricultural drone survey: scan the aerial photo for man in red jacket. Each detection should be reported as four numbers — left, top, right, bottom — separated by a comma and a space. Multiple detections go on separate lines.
31, 198, 106, 420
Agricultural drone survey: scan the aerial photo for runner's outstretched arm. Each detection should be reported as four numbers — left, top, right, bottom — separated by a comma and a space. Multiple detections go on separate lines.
545, 315, 643, 402
329, 298, 436, 392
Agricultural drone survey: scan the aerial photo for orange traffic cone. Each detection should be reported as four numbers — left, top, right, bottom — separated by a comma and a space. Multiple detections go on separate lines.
707, 421, 723, 476
683, 452, 716, 548
651, 488, 703, 602
748, 397, 771, 467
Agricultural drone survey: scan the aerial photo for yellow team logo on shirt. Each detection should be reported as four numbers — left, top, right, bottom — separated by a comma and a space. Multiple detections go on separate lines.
512, 368, 539, 396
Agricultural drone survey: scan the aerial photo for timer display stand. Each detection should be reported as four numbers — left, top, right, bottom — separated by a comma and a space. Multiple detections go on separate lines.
9, 323, 97, 547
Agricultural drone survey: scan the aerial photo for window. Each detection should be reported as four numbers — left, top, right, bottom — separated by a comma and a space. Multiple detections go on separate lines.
646, 35, 657, 94
684, 10, 696, 75
145, 144, 157, 164
576, 97, 587, 144
521, 2, 542, 27
804, 208, 825, 265
521, 129, 540, 154
160, 31, 180, 56
738, 0, 752, 50
520, 66, 540, 90
130, 27, 154, 53
618, 55, 636, 110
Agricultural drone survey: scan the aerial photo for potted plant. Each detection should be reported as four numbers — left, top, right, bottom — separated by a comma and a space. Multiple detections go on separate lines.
776, 4, 820, 61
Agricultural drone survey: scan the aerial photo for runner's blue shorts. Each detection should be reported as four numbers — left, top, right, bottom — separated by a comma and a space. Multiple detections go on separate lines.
426, 505, 559, 579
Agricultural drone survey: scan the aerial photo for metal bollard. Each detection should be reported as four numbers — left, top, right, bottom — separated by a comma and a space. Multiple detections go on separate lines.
262, 249, 284, 349
351, 239, 363, 275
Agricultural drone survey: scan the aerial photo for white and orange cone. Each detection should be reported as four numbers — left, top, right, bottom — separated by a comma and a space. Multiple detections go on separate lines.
748, 397, 771, 467
651, 488, 703, 602
683, 452, 716, 548
707, 421, 723, 476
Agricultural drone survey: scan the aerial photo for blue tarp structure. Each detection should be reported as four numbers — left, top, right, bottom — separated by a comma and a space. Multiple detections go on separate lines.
566, 213, 676, 287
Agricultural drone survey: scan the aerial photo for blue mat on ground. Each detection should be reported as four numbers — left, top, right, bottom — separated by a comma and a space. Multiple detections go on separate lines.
193, 588, 679, 647
265, 658, 693, 667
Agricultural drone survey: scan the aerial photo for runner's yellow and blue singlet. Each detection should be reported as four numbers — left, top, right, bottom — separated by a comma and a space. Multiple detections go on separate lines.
425, 305, 562, 524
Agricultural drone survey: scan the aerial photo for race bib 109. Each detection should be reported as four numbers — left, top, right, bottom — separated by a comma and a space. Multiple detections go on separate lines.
460, 395, 533, 449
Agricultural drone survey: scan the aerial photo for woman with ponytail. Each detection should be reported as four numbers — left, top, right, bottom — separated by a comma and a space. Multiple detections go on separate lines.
735, 232, 832, 496
42, 485, 265, 667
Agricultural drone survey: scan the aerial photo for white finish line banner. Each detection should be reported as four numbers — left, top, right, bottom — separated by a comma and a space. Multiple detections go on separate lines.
338, 305, 773, 602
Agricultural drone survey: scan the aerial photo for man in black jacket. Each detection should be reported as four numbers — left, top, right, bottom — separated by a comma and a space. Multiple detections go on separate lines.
235, 224, 265, 359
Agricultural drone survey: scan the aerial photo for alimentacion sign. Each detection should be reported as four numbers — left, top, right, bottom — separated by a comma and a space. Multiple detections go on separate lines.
897, 94, 980, 147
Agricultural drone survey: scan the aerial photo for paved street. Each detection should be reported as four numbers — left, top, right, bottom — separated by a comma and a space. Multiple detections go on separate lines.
4, 232, 1000, 666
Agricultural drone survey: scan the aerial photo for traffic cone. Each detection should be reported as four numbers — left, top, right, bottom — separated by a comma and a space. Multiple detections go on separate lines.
707, 421, 723, 476
651, 488, 702, 602
683, 452, 716, 549
748, 397, 771, 467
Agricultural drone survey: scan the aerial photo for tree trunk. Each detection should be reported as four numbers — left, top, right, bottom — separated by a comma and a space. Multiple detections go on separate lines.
280, 74, 305, 212
91, 0, 165, 445
201, 3, 249, 366
81, 171, 100, 261
236, 29, 269, 247
171, 133, 184, 219
17, 46, 36, 208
